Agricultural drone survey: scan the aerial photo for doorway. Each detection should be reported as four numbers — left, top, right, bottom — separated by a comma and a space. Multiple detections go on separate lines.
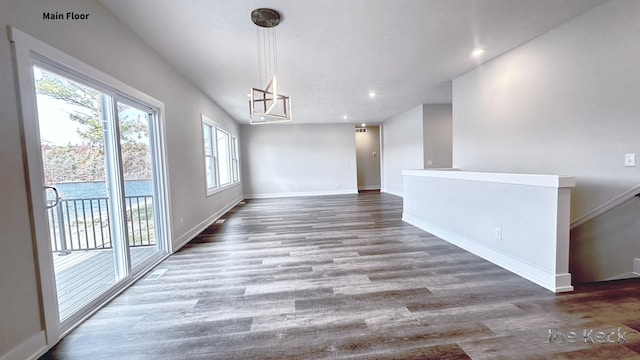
355, 125, 381, 191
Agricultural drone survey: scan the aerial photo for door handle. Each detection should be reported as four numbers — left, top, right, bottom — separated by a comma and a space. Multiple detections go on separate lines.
44, 186, 60, 209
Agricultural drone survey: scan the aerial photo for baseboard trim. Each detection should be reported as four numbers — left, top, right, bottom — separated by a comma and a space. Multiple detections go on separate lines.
603, 272, 640, 281
1, 331, 46, 360
173, 196, 244, 252
381, 188, 403, 197
403, 213, 573, 293
244, 189, 357, 199
358, 185, 381, 191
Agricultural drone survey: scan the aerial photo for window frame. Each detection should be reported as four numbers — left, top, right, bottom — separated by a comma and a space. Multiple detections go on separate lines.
202, 117, 218, 195
201, 114, 239, 196
231, 135, 240, 183
216, 127, 232, 187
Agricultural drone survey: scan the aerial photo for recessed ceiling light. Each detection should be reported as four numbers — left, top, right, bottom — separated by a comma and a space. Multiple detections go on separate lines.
343, 115, 348, 120
369, 92, 376, 98
361, 123, 366, 127
471, 48, 485, 57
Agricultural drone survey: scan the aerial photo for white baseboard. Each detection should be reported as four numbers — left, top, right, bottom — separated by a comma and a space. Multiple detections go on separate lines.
381, 188, 403, 197
604, 272, 640, 281
244, 189, 357, 199
634, 258, 640, 274
1, 331, 46, 360
554, 274, 574, 292
358, 185, 381, 191
403, 213, 573, 293
173, 196, 244, 251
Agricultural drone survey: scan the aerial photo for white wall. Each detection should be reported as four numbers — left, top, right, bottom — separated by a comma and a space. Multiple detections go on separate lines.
381, 105, 424, 196
570, 198, 640, 282
0, 0, 241, 357
241, 124, 357, 197
452, 0, 640, 221
452, 0, 640, 283
0, 26, 42, 360
403, 170, 574, 292
423, 104, 452, 169
355, 126, 381, 190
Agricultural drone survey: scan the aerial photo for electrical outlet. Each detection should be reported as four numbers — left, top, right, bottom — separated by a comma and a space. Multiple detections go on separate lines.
625, 153, 636, 167
494, 227, 502, 240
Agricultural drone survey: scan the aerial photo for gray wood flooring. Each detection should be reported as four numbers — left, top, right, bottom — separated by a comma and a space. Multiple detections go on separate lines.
43, 192, 640, 359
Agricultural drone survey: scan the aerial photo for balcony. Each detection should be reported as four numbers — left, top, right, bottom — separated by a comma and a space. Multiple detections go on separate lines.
46, 195, 158, 320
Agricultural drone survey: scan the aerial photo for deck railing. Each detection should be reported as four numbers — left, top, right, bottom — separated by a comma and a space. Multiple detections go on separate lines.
47, 195, 155, 254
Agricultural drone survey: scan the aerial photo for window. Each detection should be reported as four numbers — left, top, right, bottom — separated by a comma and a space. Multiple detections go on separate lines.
216, 128, 231, 186
202, 114, 239, 195
202, 118, 217, 194
231, 136, 239, 183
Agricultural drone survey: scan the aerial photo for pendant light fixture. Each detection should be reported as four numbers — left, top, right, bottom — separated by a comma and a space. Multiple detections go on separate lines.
249, 8, 292, 124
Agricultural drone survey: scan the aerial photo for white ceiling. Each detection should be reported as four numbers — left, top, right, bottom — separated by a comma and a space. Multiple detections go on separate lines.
99, 0, 606, 125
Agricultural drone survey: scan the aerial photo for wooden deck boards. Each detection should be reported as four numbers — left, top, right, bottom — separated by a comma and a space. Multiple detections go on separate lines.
44, 193, 640, 359
53, 246, 158, 320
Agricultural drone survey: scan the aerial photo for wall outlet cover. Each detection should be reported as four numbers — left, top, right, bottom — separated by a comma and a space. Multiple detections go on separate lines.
625, 153, 636, 167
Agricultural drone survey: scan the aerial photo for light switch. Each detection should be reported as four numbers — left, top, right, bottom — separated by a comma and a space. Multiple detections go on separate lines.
625, 153, 636, 167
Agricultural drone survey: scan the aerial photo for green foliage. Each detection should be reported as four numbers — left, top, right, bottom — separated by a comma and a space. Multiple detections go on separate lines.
36, 70, 151, 183
36, 71, 104, 146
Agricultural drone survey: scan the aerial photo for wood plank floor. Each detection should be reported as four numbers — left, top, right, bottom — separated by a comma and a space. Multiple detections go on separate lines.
42, 192, 640, 359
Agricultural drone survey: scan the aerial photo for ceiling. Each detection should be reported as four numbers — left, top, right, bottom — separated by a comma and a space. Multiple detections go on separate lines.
99, 0, 606, 125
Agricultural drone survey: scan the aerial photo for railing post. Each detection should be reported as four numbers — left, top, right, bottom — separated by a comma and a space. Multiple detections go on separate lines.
56, 201, 70, 256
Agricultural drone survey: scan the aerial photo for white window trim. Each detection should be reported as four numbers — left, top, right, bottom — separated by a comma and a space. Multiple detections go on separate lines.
216, 127, 232, 187
201, 114, 240, 196
202, 116, 218, 195
231, 135, 240, 183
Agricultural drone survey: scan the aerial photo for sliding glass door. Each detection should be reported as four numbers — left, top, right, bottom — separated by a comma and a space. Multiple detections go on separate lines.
32, 63, 168, 327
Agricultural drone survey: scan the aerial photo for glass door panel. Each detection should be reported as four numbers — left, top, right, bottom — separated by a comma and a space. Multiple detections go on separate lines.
34, 66, 117, 322
117, 101, 161, 268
